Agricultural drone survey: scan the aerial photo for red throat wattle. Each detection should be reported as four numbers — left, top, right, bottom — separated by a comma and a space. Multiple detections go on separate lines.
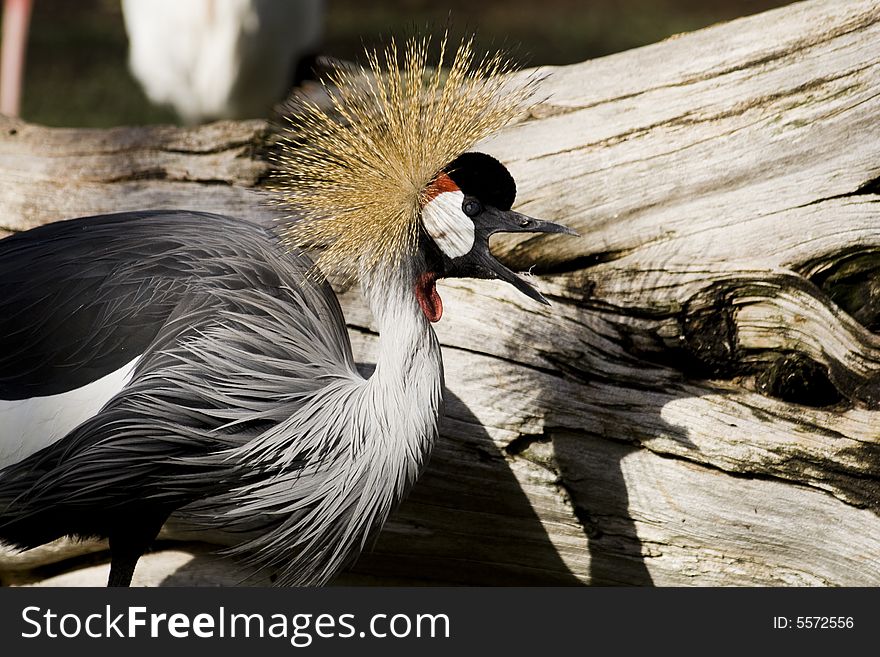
415, 271, 443, 323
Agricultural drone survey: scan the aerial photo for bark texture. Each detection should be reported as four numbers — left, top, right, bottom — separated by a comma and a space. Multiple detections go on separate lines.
2, 0, 879, 586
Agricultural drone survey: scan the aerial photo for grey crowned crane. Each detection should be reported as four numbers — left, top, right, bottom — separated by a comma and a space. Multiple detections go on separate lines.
0, 36, 576, 586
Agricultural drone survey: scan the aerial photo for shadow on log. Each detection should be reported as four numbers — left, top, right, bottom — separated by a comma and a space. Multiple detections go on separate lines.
1, 0, 879, 585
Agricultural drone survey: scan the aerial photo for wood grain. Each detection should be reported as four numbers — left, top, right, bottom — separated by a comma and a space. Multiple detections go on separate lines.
2, 0, 878, 586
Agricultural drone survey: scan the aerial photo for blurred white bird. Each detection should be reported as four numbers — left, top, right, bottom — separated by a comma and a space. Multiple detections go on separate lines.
121, 0, 323, 124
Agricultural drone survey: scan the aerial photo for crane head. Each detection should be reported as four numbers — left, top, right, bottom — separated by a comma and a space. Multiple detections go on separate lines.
273, 33, 577, 310
415, 151, 576, 322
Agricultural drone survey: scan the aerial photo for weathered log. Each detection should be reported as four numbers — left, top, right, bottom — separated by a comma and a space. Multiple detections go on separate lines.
2, 0, 879, 586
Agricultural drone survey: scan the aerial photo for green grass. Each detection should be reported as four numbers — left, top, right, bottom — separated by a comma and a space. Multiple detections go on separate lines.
324, 0, 795, 67
18, 0, 176, 126
11, 0, 795, 128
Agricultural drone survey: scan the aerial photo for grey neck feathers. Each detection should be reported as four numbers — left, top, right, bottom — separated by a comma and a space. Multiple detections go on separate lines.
359, 261, 444, 471
188, 260, 445, 585
363, 262, 444, 399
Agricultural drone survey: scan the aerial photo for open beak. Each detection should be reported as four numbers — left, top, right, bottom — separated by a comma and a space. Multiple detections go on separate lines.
445, 207, 578, 305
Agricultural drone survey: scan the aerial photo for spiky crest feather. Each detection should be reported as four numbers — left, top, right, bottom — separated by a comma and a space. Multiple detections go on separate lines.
269, 34, 536, 282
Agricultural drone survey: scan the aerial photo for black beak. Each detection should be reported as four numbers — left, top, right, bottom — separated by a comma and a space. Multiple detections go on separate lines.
444, 207, 578, 305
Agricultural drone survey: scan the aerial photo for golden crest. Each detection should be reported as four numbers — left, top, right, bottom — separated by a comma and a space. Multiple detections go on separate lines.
270, 33, 537, 281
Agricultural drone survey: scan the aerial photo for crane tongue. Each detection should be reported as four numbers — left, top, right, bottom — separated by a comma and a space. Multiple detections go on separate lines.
415, 271, 443, 322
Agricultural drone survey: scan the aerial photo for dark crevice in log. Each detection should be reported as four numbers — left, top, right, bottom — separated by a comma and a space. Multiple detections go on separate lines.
850, 372, 880, 408
834, 443, 880, 508
794, 174, 880, 209
159, 137, 270, 158
104, 168, 167, 183
680, 288, 741, 378
763, 448, 880, 511
103, 170, 238, 186
754, 352, 843, 408
504, 432, 550, 457
853, 175, 880, 196
504, 431, 560, 475
806, 248, 880, 332
675, 276, 880, 408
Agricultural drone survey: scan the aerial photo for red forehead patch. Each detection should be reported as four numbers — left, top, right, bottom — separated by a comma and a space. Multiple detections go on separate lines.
422, 173, 460, 204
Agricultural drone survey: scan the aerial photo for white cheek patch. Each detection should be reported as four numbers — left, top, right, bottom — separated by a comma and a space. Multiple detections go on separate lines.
422, 190, 475, 259
0, 356, 141, 470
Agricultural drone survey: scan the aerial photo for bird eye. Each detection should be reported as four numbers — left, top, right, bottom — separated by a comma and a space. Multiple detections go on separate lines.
462, 199, 482, 217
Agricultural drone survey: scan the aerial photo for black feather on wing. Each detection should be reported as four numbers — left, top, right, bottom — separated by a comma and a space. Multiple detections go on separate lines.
0, 210, 355, 548
0, 211, 330, 400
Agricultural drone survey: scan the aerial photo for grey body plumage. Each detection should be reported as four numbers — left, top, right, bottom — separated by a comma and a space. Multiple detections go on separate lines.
0, 210, 441, 585
176, 250, 444, 584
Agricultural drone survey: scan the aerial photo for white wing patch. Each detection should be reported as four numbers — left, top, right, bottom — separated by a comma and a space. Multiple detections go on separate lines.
0, 356, 141, 470
422, 190, 475, 259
